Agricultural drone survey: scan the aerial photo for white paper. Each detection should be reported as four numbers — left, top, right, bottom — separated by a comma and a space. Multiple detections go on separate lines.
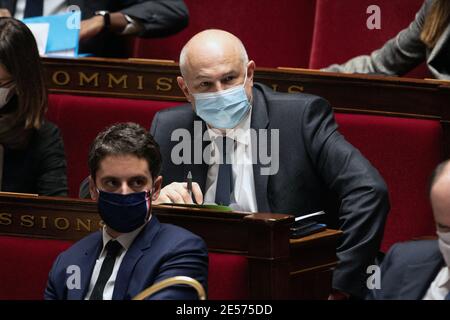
25, 23, 49, 56
45, 48, 76, 58
295, 210, 325, 221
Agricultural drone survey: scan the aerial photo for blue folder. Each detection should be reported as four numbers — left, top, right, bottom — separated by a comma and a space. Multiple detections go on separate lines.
23, 11, 81, 56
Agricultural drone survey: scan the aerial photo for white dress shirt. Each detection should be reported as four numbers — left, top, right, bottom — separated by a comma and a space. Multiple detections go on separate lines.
84, 217, 150, 300
422, 266, 450, 300
204, 108, 258, 213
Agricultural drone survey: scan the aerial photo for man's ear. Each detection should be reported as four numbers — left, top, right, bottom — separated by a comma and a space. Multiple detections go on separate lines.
151, 176, 163, 201
177, 76, 192, 102
247, 60, 256, 86
88, 176, 99, 201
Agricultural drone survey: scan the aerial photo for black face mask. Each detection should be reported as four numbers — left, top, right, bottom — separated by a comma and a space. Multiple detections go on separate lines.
97, 189, 151, 233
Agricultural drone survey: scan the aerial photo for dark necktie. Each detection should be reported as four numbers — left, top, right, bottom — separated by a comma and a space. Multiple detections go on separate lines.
215, 136, 234, 206
89, 240, 122, 300
24, 0, 44, 18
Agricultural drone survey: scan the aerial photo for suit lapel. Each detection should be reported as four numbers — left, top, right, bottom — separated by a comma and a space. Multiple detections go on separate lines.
399, 257, 444, 300
251, 86, 270, 212
67, 232, 102, 300
112, 217, 161, 300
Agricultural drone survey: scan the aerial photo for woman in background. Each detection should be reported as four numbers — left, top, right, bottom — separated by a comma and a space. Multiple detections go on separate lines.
323, 0, 450, 80
0, 17, 67, 196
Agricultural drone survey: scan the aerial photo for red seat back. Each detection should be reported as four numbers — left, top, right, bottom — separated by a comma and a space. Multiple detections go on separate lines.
0, 236, 72, 300
48, 94, 180, 197
335, 113, 442, 251
131, 0, 316, 68
0, 234, 249, 300
309, 0, 430, 78
207, 253, 249, 299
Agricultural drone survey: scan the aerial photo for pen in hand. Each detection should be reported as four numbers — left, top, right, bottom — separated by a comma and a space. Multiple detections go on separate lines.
186, 171, 196, 204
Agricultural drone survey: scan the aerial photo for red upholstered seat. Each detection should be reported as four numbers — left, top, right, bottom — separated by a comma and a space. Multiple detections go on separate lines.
309, 0, 430, 78
47, 94, 180, 197
0, 233, 249, 300
130, 0, 316, 68
335, 113, 442, 251
0, 236, 72, 300
207, 253, 249, 300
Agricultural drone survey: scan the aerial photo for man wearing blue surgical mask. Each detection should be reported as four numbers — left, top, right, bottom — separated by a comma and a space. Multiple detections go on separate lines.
45, 122, 208, 300
368, 160, 450, 300
149, 29, 389, 300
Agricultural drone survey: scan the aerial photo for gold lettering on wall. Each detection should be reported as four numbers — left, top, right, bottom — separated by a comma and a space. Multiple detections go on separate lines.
79, 72, 99, 87
52, 71, 70, 86
40, 216, 48, 229
137, 75, 144, 90
0, 213, 12, 225
156, 77, 173, 92
107, 73, 128, 89
20, 215, 34, 228
55, 217, 70, 230
76, 218, 91, 232
271, 84, 279, 91
288, 85, 304, 93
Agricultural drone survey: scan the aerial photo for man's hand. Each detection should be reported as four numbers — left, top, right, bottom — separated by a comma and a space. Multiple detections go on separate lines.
0, 9, 11, 17
154, 182, 203, 205
79, 15, 104, 42
79, 13, 129, 42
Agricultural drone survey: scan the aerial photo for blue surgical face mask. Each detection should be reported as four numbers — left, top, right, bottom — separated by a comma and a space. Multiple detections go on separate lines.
191, 71, 250, 129
97, 189, 152, 233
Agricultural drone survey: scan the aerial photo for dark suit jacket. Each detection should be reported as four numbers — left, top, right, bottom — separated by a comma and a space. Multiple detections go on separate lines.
368, 240, 444, 300
0, 0, 189, 57
2, 120, 68, 196
149, 83, 390, 298
1, 96, 67, 196
44, 216, 208, 300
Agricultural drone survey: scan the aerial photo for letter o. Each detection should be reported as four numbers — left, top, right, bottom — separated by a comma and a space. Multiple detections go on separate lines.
55, 217, 70, 230
52, 71, 70, 86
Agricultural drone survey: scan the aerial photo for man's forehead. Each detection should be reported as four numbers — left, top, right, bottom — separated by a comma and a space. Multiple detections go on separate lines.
185, 43, 242, 73
97, 155, 151, 176
186, 56, 244, 81
193, 66, 241, 80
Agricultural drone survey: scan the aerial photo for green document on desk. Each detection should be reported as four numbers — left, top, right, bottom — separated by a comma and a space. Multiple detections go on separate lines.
160, 203, 233, 212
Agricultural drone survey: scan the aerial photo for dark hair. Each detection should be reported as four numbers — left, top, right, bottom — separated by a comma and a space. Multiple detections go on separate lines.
88, 123, 162, 181
0, 17, 47, 129
428, 159, 450, 196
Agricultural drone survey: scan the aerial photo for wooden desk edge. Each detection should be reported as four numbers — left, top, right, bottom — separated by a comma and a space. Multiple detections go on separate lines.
290, 229, 342, 246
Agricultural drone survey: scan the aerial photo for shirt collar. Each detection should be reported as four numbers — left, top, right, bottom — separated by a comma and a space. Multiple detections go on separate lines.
207, 106, 252, 146
436, 267, 450, 289
102, 215, 151, 250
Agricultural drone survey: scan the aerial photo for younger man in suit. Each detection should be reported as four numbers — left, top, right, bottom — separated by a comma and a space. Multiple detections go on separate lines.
369, 159, 450, 300
45, 122, 208, 300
